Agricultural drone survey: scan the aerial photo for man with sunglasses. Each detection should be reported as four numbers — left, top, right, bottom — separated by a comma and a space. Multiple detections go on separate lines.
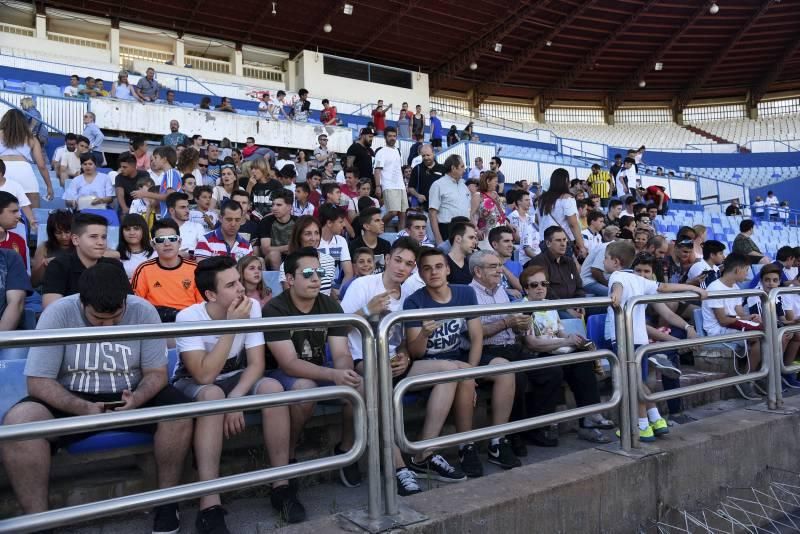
131, 219, 203, 322
175, 256, 304, 530
264, 248, 364, 491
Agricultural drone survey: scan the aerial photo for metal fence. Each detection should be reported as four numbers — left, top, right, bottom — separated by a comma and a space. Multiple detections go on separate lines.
0, 289, 797, 531
377, 296, 625, 515
0, 314, 378, 533
623, 289, 776, 450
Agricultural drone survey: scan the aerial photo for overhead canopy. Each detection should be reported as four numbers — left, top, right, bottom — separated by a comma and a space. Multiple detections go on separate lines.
35, 0, 800, 109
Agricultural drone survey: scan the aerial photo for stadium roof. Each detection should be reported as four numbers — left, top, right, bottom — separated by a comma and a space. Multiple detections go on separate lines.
37, 0, 800, 111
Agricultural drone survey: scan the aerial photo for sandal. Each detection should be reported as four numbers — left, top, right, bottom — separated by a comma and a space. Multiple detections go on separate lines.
577, 427, 612, 444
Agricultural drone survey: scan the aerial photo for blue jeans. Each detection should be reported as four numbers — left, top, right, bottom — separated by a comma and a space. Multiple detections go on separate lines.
584, 281, 608, 297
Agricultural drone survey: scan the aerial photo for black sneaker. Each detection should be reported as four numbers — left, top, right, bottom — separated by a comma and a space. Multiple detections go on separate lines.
509, 433, 528, 457
487, 438, 522, 469
396, 467, 423, 495
525, 428, 559, 447
408, 454, 466, 482
270, 484, 307, 524
334, 443, 362, 488
152, 503, 180, 534
458, 444, 484, 478
195, 505, 230, 534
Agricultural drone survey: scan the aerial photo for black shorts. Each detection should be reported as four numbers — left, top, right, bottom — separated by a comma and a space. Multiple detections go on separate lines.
15, 385, 189, 453
431, 138, 442, 148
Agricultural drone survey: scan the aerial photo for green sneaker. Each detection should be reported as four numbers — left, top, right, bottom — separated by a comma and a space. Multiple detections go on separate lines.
638, 425, 656, 442
650, 418, 669, 436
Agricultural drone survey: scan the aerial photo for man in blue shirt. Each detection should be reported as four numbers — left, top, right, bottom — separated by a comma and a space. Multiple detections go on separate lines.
82, 111, 104, 165
405, 248, 521, 478
0, 248, 31, 334
429, 109, 443, 152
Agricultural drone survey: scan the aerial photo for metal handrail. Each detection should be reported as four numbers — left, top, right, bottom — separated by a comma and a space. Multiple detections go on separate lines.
0, 387, 365, 534
623, 289, 776, 446
0, 312, 381, 530
392, 350, 621, 454
377, 296, 626, 513
768, 287, 800, 407
0, 93, 68, 136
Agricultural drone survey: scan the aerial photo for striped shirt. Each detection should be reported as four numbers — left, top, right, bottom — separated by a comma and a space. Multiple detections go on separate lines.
194, 229, 253, 261
587, 170, 612, 198
279, 252, 336, 296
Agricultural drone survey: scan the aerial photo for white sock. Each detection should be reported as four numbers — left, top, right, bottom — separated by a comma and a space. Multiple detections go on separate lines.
490, 437, 500, 447
638, 417, 650, 430
647, 408, 661, 423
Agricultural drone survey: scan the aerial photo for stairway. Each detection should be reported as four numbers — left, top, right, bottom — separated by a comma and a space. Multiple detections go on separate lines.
683, 124, 751, 153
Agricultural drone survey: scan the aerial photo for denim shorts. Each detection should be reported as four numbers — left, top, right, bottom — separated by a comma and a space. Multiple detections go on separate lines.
611, 342, 648, 380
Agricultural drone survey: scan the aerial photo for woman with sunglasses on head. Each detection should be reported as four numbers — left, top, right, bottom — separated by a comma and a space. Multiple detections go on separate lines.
238, 255, 272, 308
117, 213, 155, 279
517, 265, 615, 444
211, 163, 238, 210
277, 216, 336, 297
31, 209, 74, 287
63, 153, 114, 209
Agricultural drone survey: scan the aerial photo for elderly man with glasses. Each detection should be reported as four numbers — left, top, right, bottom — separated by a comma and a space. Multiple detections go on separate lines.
82, 111, 105, 166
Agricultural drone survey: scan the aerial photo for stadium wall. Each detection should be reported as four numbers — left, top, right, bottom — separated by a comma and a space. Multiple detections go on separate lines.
623, 149, 800, 169
749, 177, 800, 207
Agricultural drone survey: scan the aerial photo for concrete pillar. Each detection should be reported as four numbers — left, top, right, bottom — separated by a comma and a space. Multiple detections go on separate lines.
109, 27, 120, 67
284, 59, 296, 91
232, 49, 243, 77
604, 110, 615, 125
174, 38, 185, 67
35, 13, 46, 39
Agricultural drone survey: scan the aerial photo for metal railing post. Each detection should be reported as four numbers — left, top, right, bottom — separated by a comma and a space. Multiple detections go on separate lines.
359, 320, 382, 520
622, 299, 642, 449
768, 287, 800, 408
613, 305, 632, 451
374, 316, 399, 517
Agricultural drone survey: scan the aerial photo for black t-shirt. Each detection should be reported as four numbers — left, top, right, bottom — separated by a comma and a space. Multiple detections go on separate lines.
115, 170, 150, 208
446, 254, 472, 285
42, 253, 127, 297
349, 236, 391, 273
411, 162, 446, 208
346, 142, 374, 181
262, 291, 348, 369
250, 180, 284, 218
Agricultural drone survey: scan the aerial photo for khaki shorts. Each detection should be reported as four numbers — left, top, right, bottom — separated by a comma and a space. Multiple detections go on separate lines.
383, 188, 409, 213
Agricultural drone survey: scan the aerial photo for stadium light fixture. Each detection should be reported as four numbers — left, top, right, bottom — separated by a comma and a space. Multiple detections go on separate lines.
469, 62, 478, 71
494, 43, 503, 53
343, 3, 354, 15
638, 80, 646, 88
323, 23, 332, 33
709, 2, 719, 14
654, 62, 663, 71
545, 40, 552, 47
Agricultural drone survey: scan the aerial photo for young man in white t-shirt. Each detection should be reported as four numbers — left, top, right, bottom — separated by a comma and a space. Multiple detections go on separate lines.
318, 204, 353, 287
507, 189, 539, 261
686, 240, 725, 289
173, 257, 303, 530
374, 127, 407, 230
580, 210, 605, 254
615, 157, 638, 198
580, 225, 620, 296
701, 253, 763, 397
604, 240, 706, 442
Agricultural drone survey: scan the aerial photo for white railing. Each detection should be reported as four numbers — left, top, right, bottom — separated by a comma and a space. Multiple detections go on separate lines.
119, 45, 173, 67
46, 32, 107, 50
184, 55, 230, 74
242, 63, 283, 83
746, 139, 800, 153
0, 23, 34, 38
0, 90, 86, 134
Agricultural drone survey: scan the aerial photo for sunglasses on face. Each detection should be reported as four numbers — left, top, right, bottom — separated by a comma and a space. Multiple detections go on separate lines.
198, 164, 208, 168
153, 235, 180, 244
296, 267, 326, 279
526, 281, 550, 289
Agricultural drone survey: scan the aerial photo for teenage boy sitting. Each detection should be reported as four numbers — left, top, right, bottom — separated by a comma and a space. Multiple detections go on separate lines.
190, 185, 219, 231
263, 248, 364, 489
687, 240, 726, 289
174, 256, 304, 530
604, 240, 706, 441
397, 212, 433, 247
701, 252, 763, 399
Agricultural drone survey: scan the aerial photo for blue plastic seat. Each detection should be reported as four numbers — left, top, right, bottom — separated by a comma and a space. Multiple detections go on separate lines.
380, 232, 399, 244
66, 431, 153, 454
81, 208, 120, 226
3, 79, 24, 91
586, 314, 610, 350
167, 348, 178, 377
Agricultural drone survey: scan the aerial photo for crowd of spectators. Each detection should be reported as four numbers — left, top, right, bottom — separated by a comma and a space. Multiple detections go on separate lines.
0, 78, 791, 532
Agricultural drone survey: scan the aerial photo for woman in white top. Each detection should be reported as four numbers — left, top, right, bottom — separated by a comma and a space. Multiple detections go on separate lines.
211, 164, 238, 209
538, 168, 587, 258
117, 213, 156, 278
62, 153, 114, 209
110, 71, 136, 101
0, 109, 54, 208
